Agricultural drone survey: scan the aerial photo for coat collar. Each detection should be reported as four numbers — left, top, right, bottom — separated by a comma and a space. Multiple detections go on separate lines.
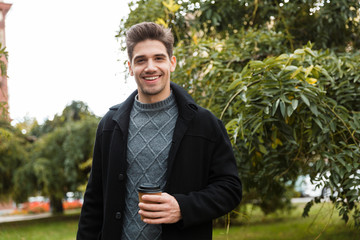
111, 90, 137, 133
170, 82, 198, 121
111, 82, 198, 132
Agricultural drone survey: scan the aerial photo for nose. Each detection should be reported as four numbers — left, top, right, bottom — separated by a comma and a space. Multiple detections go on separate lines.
145, 59, 156, 72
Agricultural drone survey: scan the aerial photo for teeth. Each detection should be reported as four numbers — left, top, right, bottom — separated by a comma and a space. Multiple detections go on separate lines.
144, 76, 158, 80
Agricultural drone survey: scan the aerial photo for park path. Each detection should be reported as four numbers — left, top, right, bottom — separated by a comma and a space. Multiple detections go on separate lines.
0, 212, 51, 223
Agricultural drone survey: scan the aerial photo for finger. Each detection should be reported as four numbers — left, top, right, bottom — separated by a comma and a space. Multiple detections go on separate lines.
138, 202, 164, 211
141, 194, 164, 202
138, 209, 165, 219
143, 217, 166, 224
141, 214, 178, 224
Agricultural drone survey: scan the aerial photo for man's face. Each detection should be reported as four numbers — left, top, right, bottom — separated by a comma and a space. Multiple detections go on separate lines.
128, 39, 176, 104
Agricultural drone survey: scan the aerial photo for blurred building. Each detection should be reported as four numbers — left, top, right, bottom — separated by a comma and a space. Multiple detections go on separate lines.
0, 0, 11, 119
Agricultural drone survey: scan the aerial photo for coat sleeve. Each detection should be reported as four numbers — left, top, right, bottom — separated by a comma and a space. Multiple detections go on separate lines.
173, 119, 242, 228
77, 126, 104, 240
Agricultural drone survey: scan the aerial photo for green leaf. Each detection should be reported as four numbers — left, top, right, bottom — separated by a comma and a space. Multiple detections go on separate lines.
349, 195, 358, 203
250, 61, 265, 69
334, 165, 345, 178
331, 172, 340, 185
290, 66, 303, 79
276, 54, 289, 61
315, 160, 324, 172
310, 104, 319, 116
259, 144, 268, 154
345, 164, 352, 173
294, 49, 305, 55
225, 118, 238, 130
228, 76, 243, 91
337, 157, 347, 168
264, 106, 270, 115
284, 65, 298, 72
304, 48, 316, 57
292, 99, 299, 110
329, 120, 336, 132
240, 92, 247, 103
354, 162, 359, 169
304, 65, 314, 78
346, 189, 357, 198
320, 67, 334, 83
287, 105, 294, 117
280, 101, 286, 118
272, 99, 280, 116
300, 94, 310, 107
314, 118, 323, 129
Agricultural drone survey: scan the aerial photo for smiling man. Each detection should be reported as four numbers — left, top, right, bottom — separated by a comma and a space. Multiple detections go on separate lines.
129, 39, 176, 103
77, 22, 242, 240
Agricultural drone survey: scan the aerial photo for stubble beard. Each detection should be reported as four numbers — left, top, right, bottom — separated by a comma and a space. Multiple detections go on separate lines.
139, 84, 165, 96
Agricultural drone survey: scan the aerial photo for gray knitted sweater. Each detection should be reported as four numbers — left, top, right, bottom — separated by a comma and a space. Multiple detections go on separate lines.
121, 93, 178, 240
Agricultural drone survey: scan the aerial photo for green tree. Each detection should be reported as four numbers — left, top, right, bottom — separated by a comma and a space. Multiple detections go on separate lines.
119, 0, 360, 51
0, 121, 28, 201
13, 102, 99, 213
188, 0, 360, 50
224, 45, 360, 224
31, 100, 94, 137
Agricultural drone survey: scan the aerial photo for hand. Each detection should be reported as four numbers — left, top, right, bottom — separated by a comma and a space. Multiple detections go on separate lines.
138, 192, 182, 224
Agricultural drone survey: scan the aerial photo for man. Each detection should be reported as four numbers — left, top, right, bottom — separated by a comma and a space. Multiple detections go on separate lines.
77, 22, 242, 240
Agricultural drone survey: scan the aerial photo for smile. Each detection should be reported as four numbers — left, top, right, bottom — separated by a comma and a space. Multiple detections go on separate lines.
143, 76, 160, 80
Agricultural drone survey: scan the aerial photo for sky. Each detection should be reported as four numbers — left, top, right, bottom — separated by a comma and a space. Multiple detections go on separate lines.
5, 0, 137, 124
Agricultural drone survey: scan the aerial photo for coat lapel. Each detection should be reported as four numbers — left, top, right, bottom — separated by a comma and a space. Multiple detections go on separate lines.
112, 90, 137, 133
107, 90, 137, 183
166, 82, 198, 183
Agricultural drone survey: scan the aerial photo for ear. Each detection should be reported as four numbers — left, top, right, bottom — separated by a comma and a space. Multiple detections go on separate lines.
128, 61, 134, 76
170, 56, 177, 72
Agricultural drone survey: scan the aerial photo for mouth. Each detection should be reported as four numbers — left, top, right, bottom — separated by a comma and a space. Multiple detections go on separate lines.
142, 75, 161, 81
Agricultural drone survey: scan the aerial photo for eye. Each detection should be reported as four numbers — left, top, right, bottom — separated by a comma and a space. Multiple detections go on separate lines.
156, 56, 165, 61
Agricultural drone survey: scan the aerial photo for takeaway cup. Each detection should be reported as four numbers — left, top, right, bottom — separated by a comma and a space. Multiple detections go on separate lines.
138, 183, 162, 220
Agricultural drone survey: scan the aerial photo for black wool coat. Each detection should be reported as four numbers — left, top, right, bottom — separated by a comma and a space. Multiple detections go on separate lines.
77, 82, 242, 240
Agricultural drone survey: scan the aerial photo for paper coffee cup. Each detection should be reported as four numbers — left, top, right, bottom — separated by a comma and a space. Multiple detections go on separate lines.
138, 183, 162, 220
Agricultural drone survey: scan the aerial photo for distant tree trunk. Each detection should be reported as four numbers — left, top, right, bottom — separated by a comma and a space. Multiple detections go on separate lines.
50, 196, 63, 214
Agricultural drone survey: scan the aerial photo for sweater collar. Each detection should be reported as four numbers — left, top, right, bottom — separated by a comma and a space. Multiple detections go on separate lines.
133, 91, 176, 111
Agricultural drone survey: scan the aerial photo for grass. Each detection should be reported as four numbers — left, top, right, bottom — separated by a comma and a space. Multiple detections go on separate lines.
0, 203, 359, 240
0, 210, 80, 240
214, 202, 360, 240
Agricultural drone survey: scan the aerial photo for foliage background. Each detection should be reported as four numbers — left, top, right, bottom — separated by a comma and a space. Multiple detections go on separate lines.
118, 0, 360, 226
0, 0, 359, 229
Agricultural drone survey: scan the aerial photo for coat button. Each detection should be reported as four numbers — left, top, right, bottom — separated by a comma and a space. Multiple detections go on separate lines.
118, 174, 125, 181
115, 212, 122, 220
189, 104, 198, 110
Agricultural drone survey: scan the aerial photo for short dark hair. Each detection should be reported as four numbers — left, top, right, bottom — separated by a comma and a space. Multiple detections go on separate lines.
126, 22, 174, 61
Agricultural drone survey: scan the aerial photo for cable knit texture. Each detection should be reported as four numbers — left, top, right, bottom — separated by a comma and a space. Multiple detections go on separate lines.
121, 92, 178, 240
